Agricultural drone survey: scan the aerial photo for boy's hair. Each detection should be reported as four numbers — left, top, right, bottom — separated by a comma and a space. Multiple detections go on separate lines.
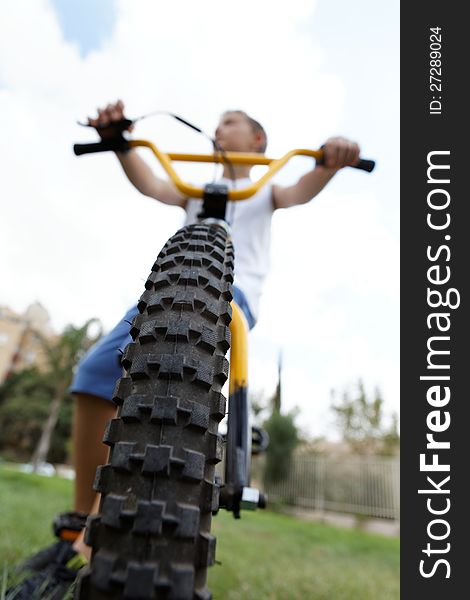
222, 110, 268, 153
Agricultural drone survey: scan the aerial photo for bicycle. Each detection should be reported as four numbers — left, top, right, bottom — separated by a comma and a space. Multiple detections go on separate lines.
72, 118, 374, 599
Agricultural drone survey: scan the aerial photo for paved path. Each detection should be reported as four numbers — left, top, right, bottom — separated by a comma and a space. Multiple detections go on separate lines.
282, 506, 400, 537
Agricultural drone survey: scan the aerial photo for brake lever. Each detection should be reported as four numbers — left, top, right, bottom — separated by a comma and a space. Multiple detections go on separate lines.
76, 118, 134, 132
74, 118, 134, 155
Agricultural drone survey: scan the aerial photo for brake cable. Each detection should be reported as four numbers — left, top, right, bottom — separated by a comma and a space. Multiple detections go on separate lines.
138, 112, 239, 225
78, 109, 240, 221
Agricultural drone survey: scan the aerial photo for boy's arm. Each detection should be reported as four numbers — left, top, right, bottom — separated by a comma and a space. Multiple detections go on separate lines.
115, 149, 187, 207
272, 136, 360, 210
89, 100, 187, 208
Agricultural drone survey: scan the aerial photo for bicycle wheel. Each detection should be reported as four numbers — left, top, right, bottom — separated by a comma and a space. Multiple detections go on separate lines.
77, 222, 234, 600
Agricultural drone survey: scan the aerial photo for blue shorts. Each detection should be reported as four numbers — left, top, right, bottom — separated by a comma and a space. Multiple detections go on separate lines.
70, 285, 256, 403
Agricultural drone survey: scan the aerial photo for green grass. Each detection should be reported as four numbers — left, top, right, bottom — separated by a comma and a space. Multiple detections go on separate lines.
210, 510, 399, 599
0, 465, 399, 599
0, 465, 73, 565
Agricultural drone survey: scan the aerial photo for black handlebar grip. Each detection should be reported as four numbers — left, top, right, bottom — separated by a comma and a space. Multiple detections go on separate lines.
354, 158, 375, 173
73, 139, 130, 156
317, 145, 375, 173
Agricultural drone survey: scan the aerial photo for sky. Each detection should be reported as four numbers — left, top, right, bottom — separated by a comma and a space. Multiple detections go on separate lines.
0, 0, 399, 439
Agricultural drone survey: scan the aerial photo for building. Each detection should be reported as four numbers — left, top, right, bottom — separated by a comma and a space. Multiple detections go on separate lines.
0, 302, 55, 384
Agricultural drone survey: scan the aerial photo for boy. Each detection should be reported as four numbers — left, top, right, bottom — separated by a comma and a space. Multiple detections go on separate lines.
9, 100, 360, 597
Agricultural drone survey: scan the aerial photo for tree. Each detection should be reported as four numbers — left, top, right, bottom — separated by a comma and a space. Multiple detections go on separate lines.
262, 351, 299, 483
330, 379, 399, 455
30, 319, 101, 471
381, 411, 400, 456
0, 367, 55, 461
263, 410, 299, 483
249, 389, 270, 426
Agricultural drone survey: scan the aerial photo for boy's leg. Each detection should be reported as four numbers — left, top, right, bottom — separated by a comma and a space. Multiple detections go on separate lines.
73, 491, 100, 561
65, 308, 139, 563
69, 305, 139, 512
72, 393, 118, 514
71, 393, 117, 562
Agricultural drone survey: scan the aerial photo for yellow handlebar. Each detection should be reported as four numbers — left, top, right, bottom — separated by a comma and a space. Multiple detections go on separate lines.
128, 140, 323, 201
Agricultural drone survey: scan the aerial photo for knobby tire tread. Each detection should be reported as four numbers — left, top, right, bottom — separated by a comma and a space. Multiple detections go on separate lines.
76, 223, 234, 600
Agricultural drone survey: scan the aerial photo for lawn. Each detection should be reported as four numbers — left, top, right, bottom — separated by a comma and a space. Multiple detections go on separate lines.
0, 465, 399, 599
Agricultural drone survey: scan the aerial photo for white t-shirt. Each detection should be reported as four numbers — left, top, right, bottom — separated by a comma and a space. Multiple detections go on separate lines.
183, 177, 274, 320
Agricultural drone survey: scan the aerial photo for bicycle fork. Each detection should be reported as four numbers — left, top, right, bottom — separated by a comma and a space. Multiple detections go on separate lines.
219, 301, 267, 518
199, 210, 268, 519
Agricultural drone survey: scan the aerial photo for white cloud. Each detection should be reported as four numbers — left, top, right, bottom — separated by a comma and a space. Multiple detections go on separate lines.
0, 0, 399, 437
249, 188, 400, 430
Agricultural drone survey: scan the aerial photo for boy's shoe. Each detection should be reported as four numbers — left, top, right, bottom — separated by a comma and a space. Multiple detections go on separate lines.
5, 510, 89, 598
6, 547, 88, 600
17, 510, 88, 572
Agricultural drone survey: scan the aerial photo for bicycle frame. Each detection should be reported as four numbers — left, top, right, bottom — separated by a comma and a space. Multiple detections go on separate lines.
123, 140, 321, 516
73, 135, 374, 517
124, 140, 291, 516
70, 126, 377, 599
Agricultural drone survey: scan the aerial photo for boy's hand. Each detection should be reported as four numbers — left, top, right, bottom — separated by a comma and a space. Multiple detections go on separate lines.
320, 136, 360, 170
87, 100, 134, 139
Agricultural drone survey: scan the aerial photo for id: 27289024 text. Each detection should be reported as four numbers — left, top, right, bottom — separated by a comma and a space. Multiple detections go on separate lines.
429, 27, 443, 115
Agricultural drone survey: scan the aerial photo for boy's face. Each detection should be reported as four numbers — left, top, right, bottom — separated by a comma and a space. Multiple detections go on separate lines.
215, 112, 261, 153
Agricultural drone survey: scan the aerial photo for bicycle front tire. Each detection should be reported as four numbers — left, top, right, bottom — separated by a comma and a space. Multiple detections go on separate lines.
76, 222, 234, 600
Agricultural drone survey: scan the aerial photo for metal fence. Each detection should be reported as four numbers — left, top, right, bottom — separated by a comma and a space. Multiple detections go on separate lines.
255, 454, 400, 520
